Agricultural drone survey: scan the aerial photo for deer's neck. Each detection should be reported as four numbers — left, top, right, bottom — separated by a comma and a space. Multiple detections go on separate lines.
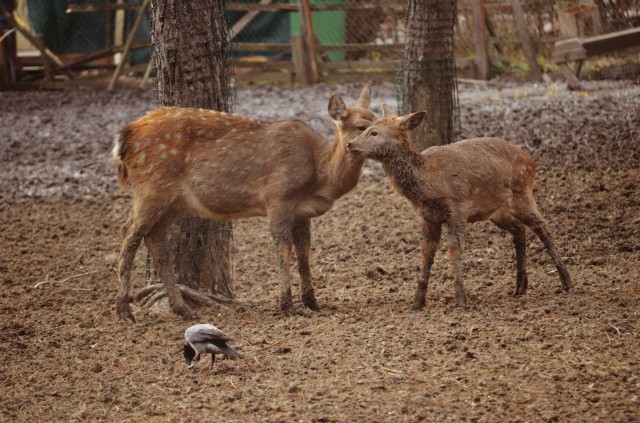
320, 134, 365, 199
380, 145, 425, 204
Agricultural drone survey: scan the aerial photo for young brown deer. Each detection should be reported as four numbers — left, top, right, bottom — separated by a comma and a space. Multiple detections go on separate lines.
346, 106, 572, 310
113, 85, 376, 323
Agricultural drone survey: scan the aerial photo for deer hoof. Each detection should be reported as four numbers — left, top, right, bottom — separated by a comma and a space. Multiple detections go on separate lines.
411, 301, 425, 311
513, 287, 527, 296
116, 295, 136, 324
279, 297, 295, 313
412, 293, 426, 311
455, 298, 467, 309
301, 291, 320, 311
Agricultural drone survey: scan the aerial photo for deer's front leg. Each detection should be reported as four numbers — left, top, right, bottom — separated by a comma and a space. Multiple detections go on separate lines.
269, 214, 295, 312
293, 219, 320, 311
413, 220, 441, 310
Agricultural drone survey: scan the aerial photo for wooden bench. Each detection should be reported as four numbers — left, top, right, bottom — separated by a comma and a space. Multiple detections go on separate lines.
552, 26, 640, 90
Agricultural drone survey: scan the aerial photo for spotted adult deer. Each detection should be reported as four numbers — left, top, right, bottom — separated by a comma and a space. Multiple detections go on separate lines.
346, 106, 571, 310
113, 86, 376, 323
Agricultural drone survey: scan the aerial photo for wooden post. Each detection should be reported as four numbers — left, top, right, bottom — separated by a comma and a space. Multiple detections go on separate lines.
140, 57, 154, 88
292, 34, 312, 84
33, 35, 53, 81
510, 0, 542, 81
471, 0, 491, 80
298, 0, 319, 84
0, 25, 16, 90
108, 0, 150, 90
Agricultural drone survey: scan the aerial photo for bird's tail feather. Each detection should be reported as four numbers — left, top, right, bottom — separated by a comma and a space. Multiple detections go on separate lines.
213, 342, 245, 359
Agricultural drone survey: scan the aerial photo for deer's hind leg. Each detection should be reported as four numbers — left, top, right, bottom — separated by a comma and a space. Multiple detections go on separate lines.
116, 201, 168, 323
491, 212, 528, 296
268, 207, 296, 312
293, 219, 320, 311
144, 212, 197, 321
514, 195, 572, 293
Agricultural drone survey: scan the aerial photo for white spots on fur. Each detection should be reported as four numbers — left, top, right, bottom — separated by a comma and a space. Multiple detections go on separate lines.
170, 149, 178, 156
142, 137, 151, 146
164, 133, 172, 141
175, 133, 182, 141
161, 153, 168, 160
158, 143, 166, 150
138, 152, 146, 163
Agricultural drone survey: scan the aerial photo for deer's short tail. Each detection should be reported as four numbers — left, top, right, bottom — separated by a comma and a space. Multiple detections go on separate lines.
112, 126, 132, 187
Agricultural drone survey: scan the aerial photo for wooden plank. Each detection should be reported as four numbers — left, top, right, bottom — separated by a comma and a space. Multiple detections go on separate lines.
551, 38, 586, 64
581, 26, 640, 56
320, 60, 395, 71
226, 3, 404, 12
231, 0, 273, 40
558, 63, 584, 90
0, 28, 13, 89
235, 43, 291, 53
317, 43, 402, 52
552, 27, 640, 65
66, 3, 141, 13
471, 0, 491, 80
233, 60, 294, 71
108, 0, 150, 90
510, 0, 542, 81
58, 41, 148, 71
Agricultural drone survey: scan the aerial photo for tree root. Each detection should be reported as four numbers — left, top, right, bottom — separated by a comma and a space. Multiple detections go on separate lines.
132, 283, 241, 311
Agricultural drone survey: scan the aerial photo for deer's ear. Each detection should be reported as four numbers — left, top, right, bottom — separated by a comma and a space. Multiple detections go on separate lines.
382, 104, 396, 118
357, 84, 372, 107
328, 95, 349, 121
398, 111, 426, 131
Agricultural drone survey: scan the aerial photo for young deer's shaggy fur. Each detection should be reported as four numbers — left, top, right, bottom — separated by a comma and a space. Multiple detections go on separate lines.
113, 86, 376, 323
346, 106, 571, 309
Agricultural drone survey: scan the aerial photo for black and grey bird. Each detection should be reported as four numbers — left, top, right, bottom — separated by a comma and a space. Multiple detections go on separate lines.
183, 323, 244, 369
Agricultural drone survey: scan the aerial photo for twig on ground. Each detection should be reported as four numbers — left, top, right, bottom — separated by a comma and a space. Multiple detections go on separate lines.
34, 270, 97, 289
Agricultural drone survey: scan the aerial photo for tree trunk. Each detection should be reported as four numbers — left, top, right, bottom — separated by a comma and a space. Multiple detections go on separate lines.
403, 0, 457, 150
150, 0, 234, 297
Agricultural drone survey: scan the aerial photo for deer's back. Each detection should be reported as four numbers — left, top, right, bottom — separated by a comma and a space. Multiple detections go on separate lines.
116, 108, 328, 219
420, 137, 536, 222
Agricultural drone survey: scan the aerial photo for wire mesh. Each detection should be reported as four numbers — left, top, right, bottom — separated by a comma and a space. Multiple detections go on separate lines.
8, 1, 640, 85
395, 58, 463, 144
13, 0, 150, 69
143, 0, 237, 295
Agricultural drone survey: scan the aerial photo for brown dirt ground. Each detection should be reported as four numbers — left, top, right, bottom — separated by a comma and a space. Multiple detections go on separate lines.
0, 81, 639, 422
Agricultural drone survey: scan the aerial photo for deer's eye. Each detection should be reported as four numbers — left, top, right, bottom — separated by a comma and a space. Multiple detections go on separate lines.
371, 131, 378, 137
357, 126, 367, 132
